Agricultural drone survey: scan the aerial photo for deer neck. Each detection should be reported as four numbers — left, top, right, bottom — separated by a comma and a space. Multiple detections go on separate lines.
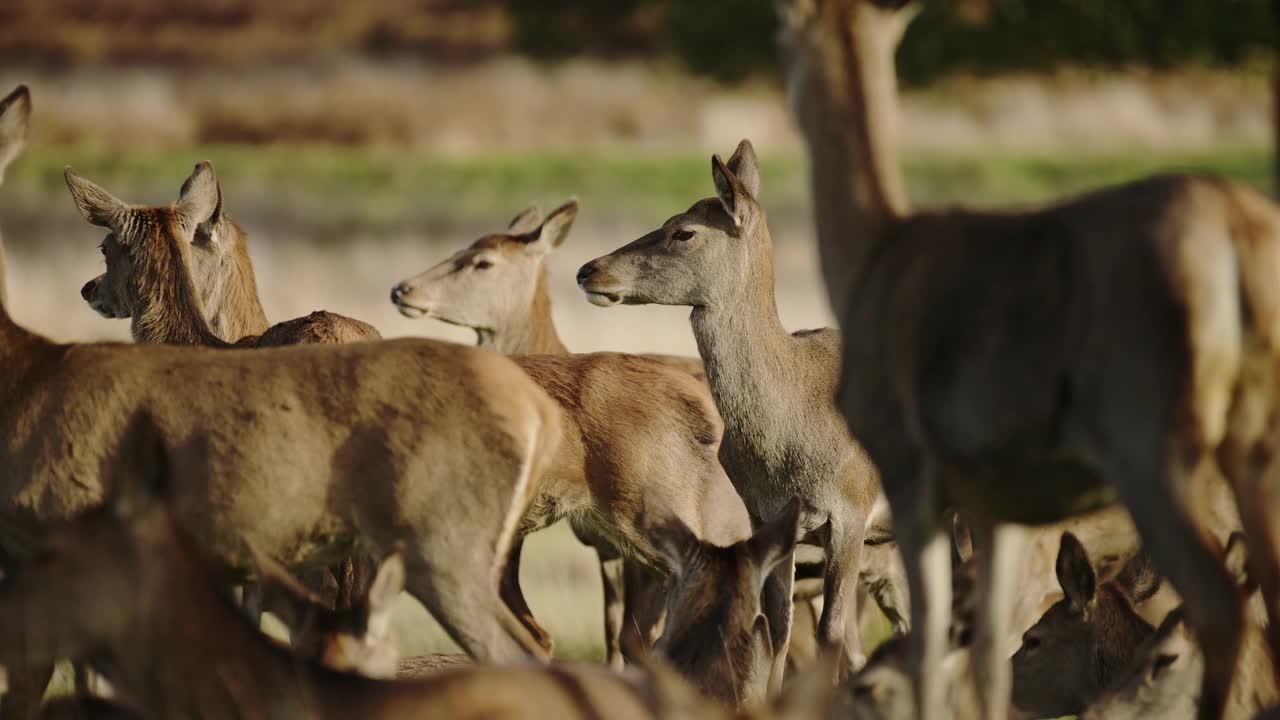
198, 219, 270, 342
130, 227, 229, 348
0, 234, 52, 378
476, 269, 569, 356
792, 1, 910, 314
690, 235, 794, 436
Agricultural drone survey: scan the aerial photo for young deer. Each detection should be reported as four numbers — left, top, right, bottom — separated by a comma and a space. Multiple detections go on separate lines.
578, 140, 897, 683
79, 175, 378, 348
386, 201, 755, 662
0, 161, 565, 718
1009, 533, 1165, 718
1083, 533, 1278, 720
0, 415, 668, 720
782, 2, 1280, 717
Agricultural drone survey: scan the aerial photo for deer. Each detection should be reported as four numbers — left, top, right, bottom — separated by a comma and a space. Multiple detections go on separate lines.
79, 177, 379, 349
0, 85, 30, 307
2, 414, 830, 719
0, 160, 568, 716
389, 199, 901, 667
1082, 535, 1278, 720
389, 199, 747, 666
0, 413, 682, 720
577, 137, 904, 686
779, 1, 1280, 717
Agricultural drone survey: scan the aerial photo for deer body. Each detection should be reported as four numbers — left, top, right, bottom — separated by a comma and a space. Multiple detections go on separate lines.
782, 2, 1280, 718
391, 202, 752, 666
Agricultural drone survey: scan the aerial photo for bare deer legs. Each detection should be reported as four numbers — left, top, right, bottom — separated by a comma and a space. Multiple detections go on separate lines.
971, 522, 1026, 720
498, 539, 555, 655
817, 512, 870, 674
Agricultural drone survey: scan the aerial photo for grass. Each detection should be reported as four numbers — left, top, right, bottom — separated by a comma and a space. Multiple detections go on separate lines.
4, 145, 1271, 242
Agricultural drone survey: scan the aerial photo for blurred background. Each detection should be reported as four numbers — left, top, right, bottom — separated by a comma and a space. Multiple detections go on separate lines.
0, 0, 1274, 663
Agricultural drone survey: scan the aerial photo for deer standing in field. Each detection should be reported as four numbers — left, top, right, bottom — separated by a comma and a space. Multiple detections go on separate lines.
578, 138, 898, 685
1082, 535, 1278, 720
389, 200, 904, 668
781, 1, 1280, 717
0, 158, 567, 715
389, 200, 747, 666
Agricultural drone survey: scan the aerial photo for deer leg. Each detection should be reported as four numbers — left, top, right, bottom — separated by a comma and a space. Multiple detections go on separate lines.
404, 544, 551, 664
619, 561, 667, 664
818, 512, 869, 675
970, 521, 1025, 720
761, 547, 796, 695
2, 663, 54, 719
498, 538, 554, 655
883, 456, 950, 720
598, 553, 626, 669
1108, 444, 1243, 720
1222, 438, 1280, 675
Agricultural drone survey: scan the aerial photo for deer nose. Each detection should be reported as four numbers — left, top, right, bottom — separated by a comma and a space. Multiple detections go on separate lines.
81, 278, 98, 301
576, 262, 597, 286
390, 283, 407, 305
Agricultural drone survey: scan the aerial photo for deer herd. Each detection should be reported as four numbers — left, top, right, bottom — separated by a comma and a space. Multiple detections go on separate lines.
0, 1, 1278, 719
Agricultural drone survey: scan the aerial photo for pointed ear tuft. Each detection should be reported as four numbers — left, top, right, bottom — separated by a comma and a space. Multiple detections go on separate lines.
1055, 532, 1096, 614
726, 139, 761, 200
368, 546, 407, 614
0, 85, 32, 183
108, 411, 170, 522
521, 198, 579, 251
507, 205, 544, 235
711, 153, 752, 227
65, 168, 130, 230
176, 161, 222, 231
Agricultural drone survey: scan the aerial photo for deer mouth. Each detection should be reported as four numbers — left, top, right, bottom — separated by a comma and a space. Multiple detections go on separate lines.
395, 302, 429, 319
583, 290, 622, 307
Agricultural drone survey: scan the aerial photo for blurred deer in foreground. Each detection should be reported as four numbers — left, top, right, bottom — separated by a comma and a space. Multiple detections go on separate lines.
578, 139, 899, 689
0, 416, 833, 719
782, 1, 1280, 717
390, 200, 753, 665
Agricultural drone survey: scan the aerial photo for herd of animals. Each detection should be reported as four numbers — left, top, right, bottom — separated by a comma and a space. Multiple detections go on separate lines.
0, 1, 1279, 719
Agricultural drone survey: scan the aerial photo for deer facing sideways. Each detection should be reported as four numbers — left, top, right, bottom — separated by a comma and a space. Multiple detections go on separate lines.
390, 200, 750, 666
781, 1, 1280, 718
578, 139, 898, 685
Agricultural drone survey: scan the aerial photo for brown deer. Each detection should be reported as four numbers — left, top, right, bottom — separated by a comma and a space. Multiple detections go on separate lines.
79, 175, 378, 348
0, 415, 673, 720
1082, 535, 1278, 720
577, 138, 898, 685
0, 160, 566, 718
780, 1, 1280, 717
389, 200, 744, 665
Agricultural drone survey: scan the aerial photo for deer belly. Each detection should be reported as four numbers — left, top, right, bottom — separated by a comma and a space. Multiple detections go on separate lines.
940, 450, 1116, 526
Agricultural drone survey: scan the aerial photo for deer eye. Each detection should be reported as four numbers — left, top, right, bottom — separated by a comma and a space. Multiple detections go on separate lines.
672, 229, 694, 242
1021, 635, 1041, 653
99, 244, 106, 256
474, 260, 493, 271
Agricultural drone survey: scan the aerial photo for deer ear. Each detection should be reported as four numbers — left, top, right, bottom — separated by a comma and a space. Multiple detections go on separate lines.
248, 541, 330, 630
366, 547, 406, 629
725, 139, 761, 200
108, 411, 170, 522
1055, 532, 1096, 614
0, 85, 31, 185
1114, 549, 1162, 604
507, 205, 544, 235
711, 153, 750, 227
176, 161, 222, 232
65, 167, 130, 232
520, 198, 578, 252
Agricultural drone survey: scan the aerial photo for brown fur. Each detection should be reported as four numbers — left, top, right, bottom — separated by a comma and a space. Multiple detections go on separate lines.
391, 200, 752, 666
578, 140, 897, 686
80, 165, 378, 348
782, 2, 1280, 717
0, 166, 566, 672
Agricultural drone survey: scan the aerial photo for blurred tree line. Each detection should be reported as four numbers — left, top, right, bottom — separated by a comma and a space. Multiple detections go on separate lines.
505, 0, 1276, 85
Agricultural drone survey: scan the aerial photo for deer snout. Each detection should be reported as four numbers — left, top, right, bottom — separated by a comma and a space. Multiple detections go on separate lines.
390, 283, 408, 305
391, 281, 431, 319
577, 261, 624, 307
81, 277, 99, 302
575, 261, 597, 286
